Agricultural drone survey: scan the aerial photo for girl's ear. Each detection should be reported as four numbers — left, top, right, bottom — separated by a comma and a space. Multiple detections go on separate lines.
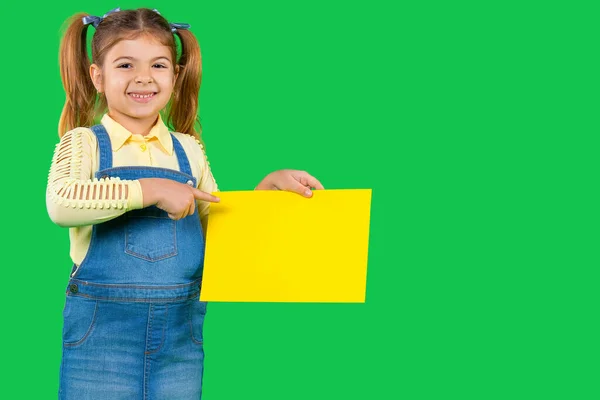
174, 64, 180, 84
89, 64, 104, 93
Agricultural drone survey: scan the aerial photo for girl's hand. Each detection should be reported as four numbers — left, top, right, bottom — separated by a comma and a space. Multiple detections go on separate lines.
139, 178, 220, 220
255, 169, 325, 197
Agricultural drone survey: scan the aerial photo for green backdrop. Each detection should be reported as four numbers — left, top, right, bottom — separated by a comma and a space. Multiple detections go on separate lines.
2, 0, 598, 399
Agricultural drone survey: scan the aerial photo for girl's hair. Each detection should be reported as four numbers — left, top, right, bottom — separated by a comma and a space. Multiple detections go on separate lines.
58, 8, 202, 140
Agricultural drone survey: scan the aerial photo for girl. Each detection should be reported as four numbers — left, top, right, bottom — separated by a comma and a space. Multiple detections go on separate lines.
46, 7, 324, 399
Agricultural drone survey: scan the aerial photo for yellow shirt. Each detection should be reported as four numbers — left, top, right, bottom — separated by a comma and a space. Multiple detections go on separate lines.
46, 114, 218, 266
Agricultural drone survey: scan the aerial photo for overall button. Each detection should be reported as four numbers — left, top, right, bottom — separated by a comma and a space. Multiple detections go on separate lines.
186, 180, 194, 186
69, 284, 78, 294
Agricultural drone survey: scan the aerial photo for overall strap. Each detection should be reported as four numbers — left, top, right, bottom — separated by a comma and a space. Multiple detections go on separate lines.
171, 134, 193, 177
90, 124, 113, 171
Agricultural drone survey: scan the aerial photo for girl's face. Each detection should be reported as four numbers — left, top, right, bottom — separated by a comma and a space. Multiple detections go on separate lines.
90, 36, 178, 129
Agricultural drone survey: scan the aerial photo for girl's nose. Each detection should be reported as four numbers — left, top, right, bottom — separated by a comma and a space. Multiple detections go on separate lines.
135, 75, 153, 84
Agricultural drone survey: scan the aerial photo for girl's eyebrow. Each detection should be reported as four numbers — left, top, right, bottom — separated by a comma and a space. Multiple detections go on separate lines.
112, 56, 172, 63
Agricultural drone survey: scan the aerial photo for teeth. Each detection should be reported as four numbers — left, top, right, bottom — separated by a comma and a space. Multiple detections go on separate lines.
130, 93, 154, 98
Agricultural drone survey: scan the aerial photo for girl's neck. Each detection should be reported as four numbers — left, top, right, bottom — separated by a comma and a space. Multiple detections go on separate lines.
108, 111, 159, 136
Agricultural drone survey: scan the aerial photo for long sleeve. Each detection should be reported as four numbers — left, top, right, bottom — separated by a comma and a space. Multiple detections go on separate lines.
46, 127, 144, 227
189, 138, 218, 235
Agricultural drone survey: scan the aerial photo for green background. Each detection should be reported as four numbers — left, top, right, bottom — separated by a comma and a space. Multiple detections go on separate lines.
2, 0, 598, 398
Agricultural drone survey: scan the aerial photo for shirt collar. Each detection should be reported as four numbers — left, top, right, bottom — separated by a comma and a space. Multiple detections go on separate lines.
100, 114, 173, 155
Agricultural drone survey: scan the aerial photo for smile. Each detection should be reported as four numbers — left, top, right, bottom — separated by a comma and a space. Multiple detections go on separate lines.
128, 92, 157, 103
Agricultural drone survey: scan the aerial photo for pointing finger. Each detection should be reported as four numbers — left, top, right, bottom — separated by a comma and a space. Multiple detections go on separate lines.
192, 188, 220, 203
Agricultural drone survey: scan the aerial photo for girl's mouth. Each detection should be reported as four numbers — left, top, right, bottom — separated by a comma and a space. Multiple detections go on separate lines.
128, 92, 157, 103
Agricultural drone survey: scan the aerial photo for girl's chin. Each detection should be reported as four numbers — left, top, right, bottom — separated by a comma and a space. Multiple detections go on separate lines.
125, 105, 167, 118
109, 103, 169, 119
112, 110, 161, 121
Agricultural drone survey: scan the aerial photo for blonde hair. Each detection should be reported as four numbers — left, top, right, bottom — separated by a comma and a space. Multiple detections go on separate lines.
58, 8, 202, 140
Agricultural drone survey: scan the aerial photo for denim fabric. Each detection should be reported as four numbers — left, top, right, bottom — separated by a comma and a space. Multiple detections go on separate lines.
59, 124, 208, 400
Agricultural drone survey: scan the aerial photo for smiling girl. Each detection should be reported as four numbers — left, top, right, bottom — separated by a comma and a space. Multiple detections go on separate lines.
47, 7, 323, 399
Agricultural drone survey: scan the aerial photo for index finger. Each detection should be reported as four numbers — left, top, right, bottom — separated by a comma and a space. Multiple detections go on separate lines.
192, 188, 220, 203
291, 170, 325, 190
302, 173, 325, 190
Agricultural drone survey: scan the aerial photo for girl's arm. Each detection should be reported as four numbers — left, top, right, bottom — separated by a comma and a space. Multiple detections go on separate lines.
45, 127, 144, 227
193, 139, 219, 236
190, 138, 323, 235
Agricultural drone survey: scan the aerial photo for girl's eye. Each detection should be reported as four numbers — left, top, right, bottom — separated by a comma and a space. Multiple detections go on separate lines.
116, 63, 168, 69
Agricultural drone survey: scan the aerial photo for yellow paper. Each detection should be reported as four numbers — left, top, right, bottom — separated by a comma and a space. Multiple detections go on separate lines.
200, 189, 372, 303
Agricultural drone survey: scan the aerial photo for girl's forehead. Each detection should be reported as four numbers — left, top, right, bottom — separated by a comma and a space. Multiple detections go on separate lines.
107, 37, 172, 60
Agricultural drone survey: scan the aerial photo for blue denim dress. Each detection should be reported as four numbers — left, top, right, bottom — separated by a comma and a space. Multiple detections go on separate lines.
59, 124, 208, 399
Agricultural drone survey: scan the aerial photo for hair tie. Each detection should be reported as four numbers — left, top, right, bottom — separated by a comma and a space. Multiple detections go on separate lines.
169, 22, 191, 33
152, 9, 191, 33
82, 7, 121, 28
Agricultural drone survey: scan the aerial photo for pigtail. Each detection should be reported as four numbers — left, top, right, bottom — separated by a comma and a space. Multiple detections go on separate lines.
168, 29, 202, 141
58, 13, 98, 137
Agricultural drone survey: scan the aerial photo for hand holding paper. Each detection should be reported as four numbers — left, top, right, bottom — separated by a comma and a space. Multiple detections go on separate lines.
254, 169, 325, 197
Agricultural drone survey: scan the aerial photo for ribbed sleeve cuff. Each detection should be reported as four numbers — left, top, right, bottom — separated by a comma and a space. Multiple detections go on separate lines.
129, 180, 144, 210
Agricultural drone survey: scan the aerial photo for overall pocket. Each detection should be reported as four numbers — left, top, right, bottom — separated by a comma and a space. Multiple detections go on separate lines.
125, 207, 178, 261
62, 296, 98, 347
189, 300, 208, 345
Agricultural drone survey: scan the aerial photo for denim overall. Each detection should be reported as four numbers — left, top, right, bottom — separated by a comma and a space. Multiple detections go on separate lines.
59, 124, 207, 400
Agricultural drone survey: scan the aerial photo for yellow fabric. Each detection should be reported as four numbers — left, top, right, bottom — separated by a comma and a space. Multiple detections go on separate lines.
102, 113, 174, 154
46, 113, 218, 266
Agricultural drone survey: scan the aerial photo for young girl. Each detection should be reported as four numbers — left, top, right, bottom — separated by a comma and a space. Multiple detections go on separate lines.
46, 7, 323, 399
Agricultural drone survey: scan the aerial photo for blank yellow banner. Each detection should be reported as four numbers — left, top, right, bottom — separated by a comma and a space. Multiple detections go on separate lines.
200, 189, 372, 303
